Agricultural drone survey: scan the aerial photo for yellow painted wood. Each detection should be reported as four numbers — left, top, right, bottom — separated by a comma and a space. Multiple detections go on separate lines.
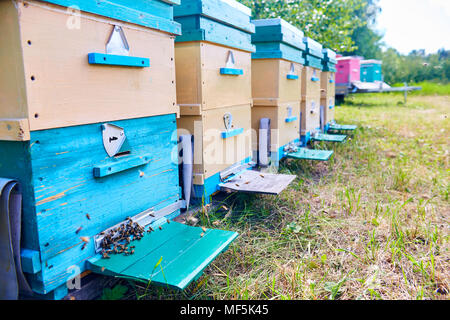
252, 102, 300, 152
175, 41, 252, 111
320, 72, 336, 124
301, 66, 321, 101
177, 104, 252, 182
0, 119, 30, 141
252, 59, 302, 106
1, 0, 178, 131
301, 95, 321, 135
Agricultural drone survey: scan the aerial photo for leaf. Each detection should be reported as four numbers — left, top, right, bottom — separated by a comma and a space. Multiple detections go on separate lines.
100, 284, 128, 300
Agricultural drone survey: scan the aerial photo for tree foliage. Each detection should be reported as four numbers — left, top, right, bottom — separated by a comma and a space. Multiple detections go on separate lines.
238, 0, 368, 52
238, 0, 449, 84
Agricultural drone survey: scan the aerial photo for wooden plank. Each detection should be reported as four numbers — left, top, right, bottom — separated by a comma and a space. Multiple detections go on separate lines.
312, 133, 347, 143
286, 148, 333, 161
14, 2, 178, 131
87, 53, 150, 67
88, 221, 238, 290
252, 18, 305, 50
37, 0, 181, 35
21, 249, 41, 274
219, 170, 296, 195
179, 104, 203, 116
0, 119, 30, 141
93, 153, 153, 178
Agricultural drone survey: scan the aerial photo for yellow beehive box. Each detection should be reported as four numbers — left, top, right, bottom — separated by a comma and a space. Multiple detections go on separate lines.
177, 103, 253, 184
321, 71, 336, 125
301, 95, 321, 136
252, 59, 303, 106
175, 42, 252, 112
251, 101, 300, 161
0, 0, 179, 139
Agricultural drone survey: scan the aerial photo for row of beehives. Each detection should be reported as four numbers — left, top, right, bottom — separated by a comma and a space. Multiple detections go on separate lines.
0, 0, 354, 300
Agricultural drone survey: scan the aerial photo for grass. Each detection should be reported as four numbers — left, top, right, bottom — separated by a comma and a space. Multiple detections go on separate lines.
393, 81, 450, 96
114, 92, 449, 301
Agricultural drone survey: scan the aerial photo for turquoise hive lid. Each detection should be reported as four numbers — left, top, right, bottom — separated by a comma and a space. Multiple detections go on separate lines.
251, 18, 305, 51
322, 48, 337, 64
39, 0, 181, 35
302, 37, 324, 59
174, 0, 255, 52
251, 18, 305, 64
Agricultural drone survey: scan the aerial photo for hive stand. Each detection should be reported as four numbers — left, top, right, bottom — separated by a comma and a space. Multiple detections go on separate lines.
0, 0, 238, 299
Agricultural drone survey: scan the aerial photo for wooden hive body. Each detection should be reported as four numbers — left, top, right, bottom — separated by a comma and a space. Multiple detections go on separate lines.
320, 49, 337, 128
300, 37, 324, 144
0, 0, 181, 138
175, 0, 254, 201
250, 19, 304, 165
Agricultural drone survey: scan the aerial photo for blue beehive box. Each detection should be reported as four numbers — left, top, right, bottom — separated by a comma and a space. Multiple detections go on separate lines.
360, 59, 383, 82
0, 0, 238, 300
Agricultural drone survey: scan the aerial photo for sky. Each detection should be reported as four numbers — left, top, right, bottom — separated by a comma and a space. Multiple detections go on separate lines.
377, 0, 450, 55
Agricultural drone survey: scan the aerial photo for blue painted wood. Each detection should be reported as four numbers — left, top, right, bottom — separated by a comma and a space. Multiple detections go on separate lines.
285, 116, 298, 123
322, 61, 337, 72
252, 42, 305, 64
0, 114, 181, 295
88, 221, 239, 290
252, 18, 305, 51
329, 79, 335, 83
39, 0, 182, 35
88, 53, 150, 68
221, 128, 244, 139
93, 153, 152, 177
174, 0, 254, 33
220, 68, 244, 76
175, 16, 254, 52
21, 249, 41, 274
302, 37, 323, 59
286, 74, 299, 80
303, 54, 323, 69
311, 76, 320, 82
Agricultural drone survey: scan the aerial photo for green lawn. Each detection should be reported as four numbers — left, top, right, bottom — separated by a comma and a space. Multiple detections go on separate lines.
112, 93, 449, 300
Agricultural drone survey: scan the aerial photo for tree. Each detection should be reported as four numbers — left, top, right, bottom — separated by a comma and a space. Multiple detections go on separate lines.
238, 0, 368, 52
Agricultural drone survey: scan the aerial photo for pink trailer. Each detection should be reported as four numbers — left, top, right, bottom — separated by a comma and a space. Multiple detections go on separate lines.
336, 57, 361, 85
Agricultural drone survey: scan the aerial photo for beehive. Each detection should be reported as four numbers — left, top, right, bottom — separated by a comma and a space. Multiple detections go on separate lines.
250, 19, 305, 165
320, 48, 337, 130
360, 59, 383, 83
0, 0, 237, 299
301, 37, 323, 145
174, 0, 255, 201
336, 56, 361, 85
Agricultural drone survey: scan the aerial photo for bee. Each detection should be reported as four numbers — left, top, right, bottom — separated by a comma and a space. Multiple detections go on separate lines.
102, 252, 110, 259
75, 227, 83, 234
166, 219, 171, 224
80, 236, 90, 243
159, 226, 163, 230
202, 226, 207, 232
149, 213, 155, 217
260, 174, 265, 178
81, 243, 87, 250
200, 232, 205, 238
86, 214, 91, 220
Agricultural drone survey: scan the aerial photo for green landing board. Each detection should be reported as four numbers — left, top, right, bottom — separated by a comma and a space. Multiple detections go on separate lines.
88, 222, 238, 290
286, 148, 334, 161
328, 124, 358, 132
312, 133, 347, 143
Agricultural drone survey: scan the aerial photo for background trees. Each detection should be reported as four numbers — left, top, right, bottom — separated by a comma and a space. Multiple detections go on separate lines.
239, 0, 449, 84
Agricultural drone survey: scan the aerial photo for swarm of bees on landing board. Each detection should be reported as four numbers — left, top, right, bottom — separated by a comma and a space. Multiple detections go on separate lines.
99, 217, 148, 259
